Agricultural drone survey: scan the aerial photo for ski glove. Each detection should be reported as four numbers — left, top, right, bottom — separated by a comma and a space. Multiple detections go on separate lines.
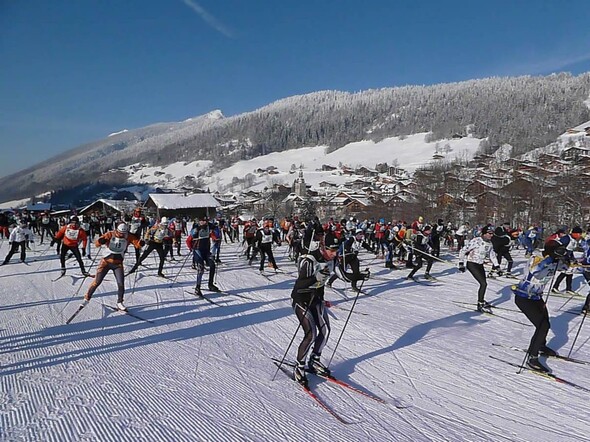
139, 240, 146, 247
97, 237, 107, 245
82, 249, 86, 257
316, 270, 330, 285
458, 262, 466, 272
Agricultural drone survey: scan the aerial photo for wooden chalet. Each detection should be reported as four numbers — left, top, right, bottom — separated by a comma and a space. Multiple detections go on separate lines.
144, 193, 219, 219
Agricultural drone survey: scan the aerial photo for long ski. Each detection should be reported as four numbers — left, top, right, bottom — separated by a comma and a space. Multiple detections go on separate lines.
272, 358, 388, 405
273, 361, 349, 423
104, 305, 155, 324
325, 301, 370, 316
491, 343, 590, 366
489, 355, 590, 393
66, 302, 88, 324
452, 300, 521, 313
564, 309, 588, 317
184, 290, 222, 306
219, 289, 256, 301
405, 276, 442, 286
452, 302, 531, 326
257, 271, 276, 282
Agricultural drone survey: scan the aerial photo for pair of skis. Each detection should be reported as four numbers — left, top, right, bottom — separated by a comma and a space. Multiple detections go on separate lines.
272, 358, 404, 423
491, 344, 590, 393
66, 302, 153, 324
451, 301, 532, 326
52, 272, 95, 282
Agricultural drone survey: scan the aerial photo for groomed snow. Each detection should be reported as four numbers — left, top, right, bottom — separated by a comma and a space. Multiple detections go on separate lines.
1, 235, 589, 441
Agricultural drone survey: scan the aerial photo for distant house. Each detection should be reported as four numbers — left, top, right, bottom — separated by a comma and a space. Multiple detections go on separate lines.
562, 146, 590, 162
318, 181, 338, 189
79, 198, 142, 217
144, 193, 219, 220
26, 202, 52, 213
355, 166, 379, 177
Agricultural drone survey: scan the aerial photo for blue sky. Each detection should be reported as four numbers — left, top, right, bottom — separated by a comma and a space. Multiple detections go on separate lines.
1, 0, 590, 179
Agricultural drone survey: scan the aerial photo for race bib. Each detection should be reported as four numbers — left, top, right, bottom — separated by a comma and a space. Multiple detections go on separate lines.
129, 221, 141, 234
108, 237, 128, 254
479, 243, 491, 260
65, 228, 80, 240
198, 227, 210, 239
153, 228, 166, 242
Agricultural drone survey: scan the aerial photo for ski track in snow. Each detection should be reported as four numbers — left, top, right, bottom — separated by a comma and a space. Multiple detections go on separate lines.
1, 239, 590, 441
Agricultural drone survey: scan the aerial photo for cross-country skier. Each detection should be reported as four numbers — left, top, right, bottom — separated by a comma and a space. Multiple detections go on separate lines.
83, 223, 143, 311
127, 217, 172, 277
458, 225, 499, 313
407, 225, 435, 281
291, 223, 339, 386
54, 216, 89, 276
249, 217, 281, 273
551, 226, 581, 294
511, 239, 567, 372
491, 224, 514, 276
1, 219, 31, 265
186, 216, 220, 296
326, 228, 371, 291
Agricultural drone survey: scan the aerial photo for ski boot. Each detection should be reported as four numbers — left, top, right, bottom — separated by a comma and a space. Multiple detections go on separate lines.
293, 363, 308, 386
527, 356, 549, 373
539, 346, 557, 357
477, 301, 493, 314
308, 354, 331, 377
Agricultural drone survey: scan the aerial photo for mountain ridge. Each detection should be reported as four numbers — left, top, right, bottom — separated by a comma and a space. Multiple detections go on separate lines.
1, 73, 589, 202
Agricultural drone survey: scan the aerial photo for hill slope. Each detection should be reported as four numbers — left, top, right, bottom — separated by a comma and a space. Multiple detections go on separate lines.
1, 73, 590, 202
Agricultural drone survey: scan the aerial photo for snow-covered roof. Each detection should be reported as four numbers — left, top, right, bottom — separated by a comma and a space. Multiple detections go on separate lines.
26, 202, 52, 212
147, 193, 219, 209
79, 198, 141, 214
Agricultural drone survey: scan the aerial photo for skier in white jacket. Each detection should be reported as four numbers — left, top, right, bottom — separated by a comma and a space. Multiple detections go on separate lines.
1, 220, 32, 265
458, 225, 499, 313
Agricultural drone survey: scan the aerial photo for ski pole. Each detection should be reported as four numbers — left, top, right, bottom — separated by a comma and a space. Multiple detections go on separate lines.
272, 292, 317, 381
557, 291, 578, 311
126, 264, 142, 307
567, 310, 588, 358
407, 245, 454, 266
327, 269, 369, 368
55, 246, 102, 320
169, 251, 192, 288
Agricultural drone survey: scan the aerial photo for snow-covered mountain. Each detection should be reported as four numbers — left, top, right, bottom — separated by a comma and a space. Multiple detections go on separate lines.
1, 73, 590, 204
121, 132, 483, 198
1, 237, 589, 441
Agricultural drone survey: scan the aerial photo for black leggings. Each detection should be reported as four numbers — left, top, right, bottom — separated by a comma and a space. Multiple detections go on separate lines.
496, 250, 513, 272
3, 241, 26, 264
137, 242, 166, 273
553, 273, 573, 291
514, 296, 550, 357
60, 245, 86, 273
467, 262, 487, 303
293, 299, 330, 365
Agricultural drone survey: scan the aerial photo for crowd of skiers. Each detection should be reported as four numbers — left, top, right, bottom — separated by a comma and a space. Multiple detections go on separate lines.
1, 207, 590, 376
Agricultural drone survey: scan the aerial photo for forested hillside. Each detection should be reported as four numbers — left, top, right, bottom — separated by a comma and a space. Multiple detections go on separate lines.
1, 73, 589, 202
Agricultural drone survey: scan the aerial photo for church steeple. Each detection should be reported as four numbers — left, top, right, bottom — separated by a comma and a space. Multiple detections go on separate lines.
293, 165, 307, 197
